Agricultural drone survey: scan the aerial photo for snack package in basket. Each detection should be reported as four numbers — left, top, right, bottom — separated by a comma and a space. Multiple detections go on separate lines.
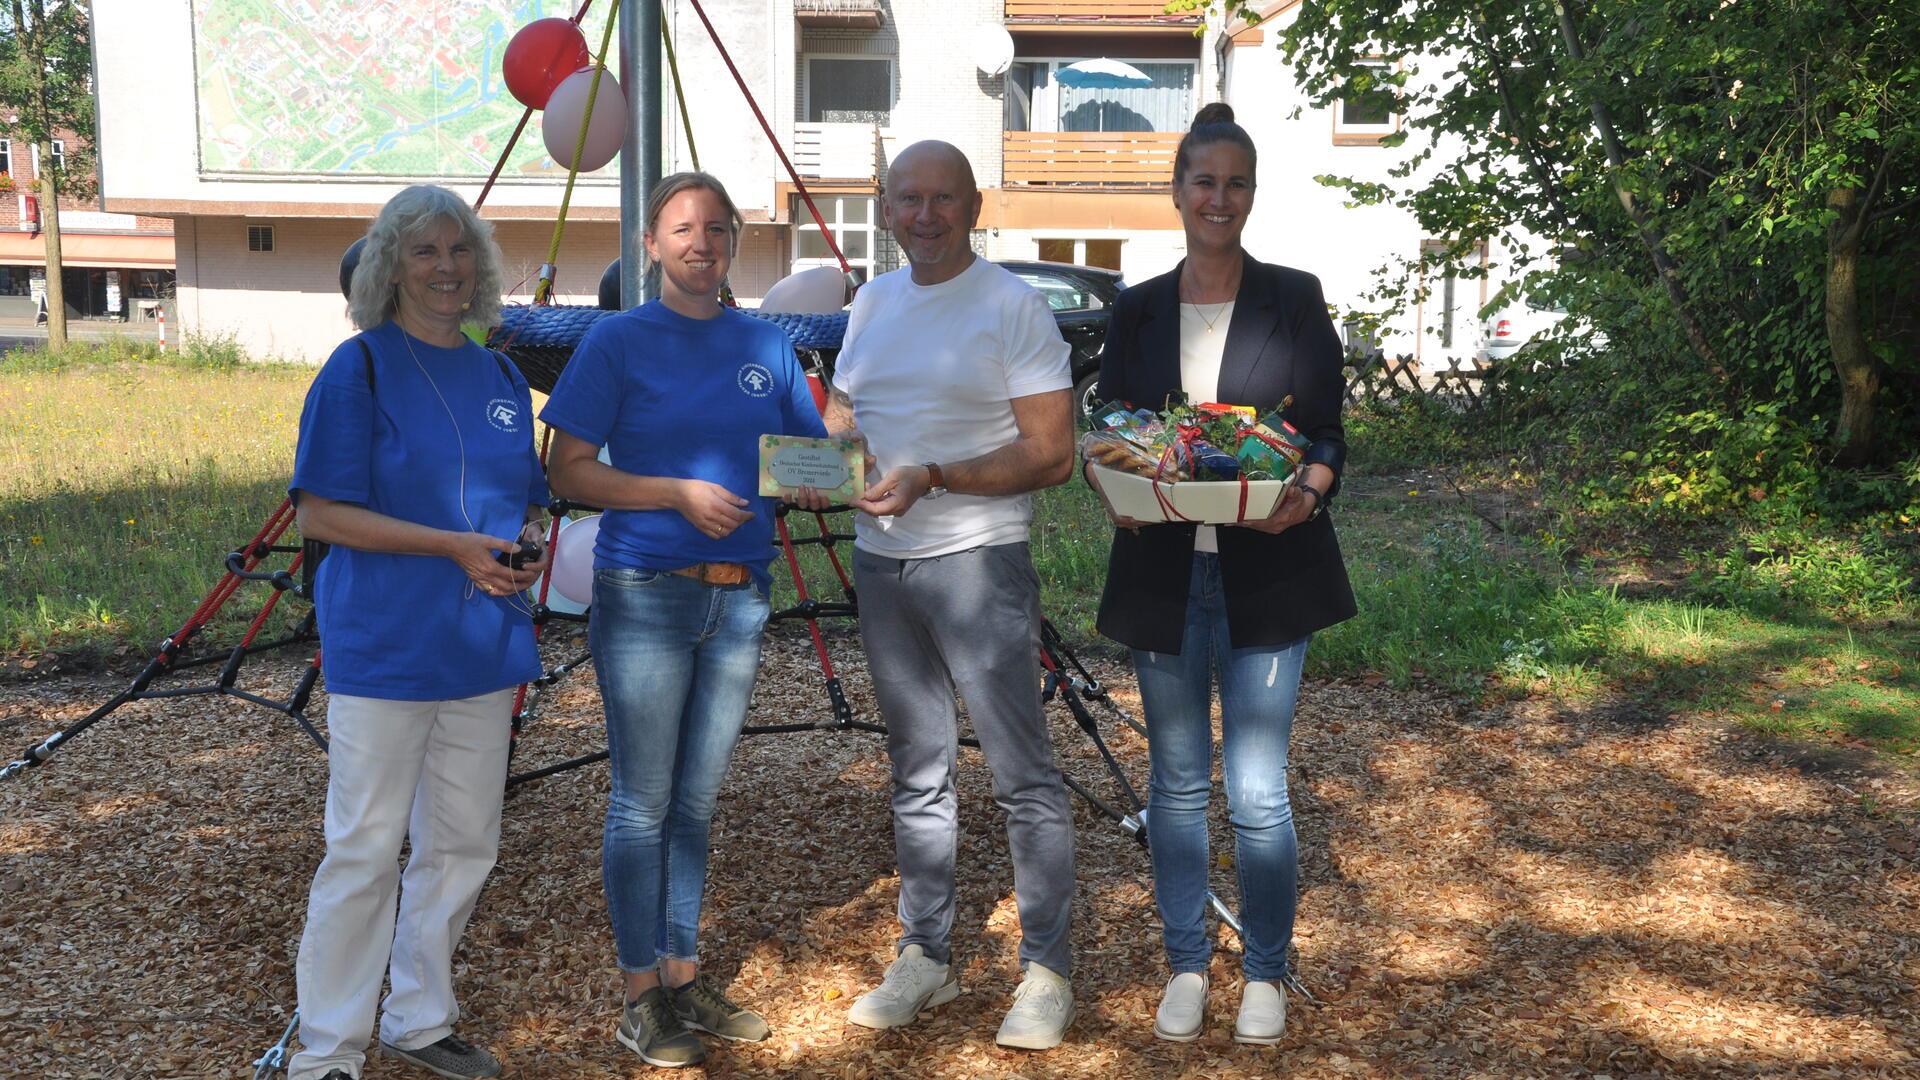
1236, 411, 1311, 482
1083, 397, 1316, 524
1078, 428, 1173, 478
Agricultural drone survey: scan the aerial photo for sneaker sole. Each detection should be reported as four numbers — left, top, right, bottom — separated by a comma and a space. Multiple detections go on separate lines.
615, 1025, 706, 1068
378, 1044, 501, 1080
846, 978, 961, 1029
995, 1003, 1076, 1051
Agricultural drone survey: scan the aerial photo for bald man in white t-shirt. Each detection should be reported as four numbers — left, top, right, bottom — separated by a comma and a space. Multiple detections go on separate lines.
822, 141, 1080, 1051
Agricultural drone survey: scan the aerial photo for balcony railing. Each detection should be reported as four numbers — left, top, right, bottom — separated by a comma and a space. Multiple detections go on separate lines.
1002, 130, 1181, 189
794, 0, 884, 28
1004, 0, 1200, 26
792, 122, 890, 183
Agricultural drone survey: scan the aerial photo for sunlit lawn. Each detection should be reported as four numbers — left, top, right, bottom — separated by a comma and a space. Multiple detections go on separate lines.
2, 353, 1914, 763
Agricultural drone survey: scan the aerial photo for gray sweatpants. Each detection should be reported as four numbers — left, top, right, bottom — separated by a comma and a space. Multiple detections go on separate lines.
852, 541, 1076, 976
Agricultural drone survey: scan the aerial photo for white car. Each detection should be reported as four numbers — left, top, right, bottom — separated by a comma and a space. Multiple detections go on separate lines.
1481, 293, 1570, 364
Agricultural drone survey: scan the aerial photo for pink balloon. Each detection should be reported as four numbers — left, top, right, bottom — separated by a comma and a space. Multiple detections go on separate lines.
550, 513, 601, 606
543, 68, 627, 173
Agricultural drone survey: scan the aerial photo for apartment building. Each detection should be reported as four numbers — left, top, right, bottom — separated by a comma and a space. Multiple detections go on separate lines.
0, 131, 174, 322
91, 0, 1491, 364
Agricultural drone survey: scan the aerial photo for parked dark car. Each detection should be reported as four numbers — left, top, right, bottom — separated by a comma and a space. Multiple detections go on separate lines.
997, 260, 1125, 419
788, 259, 1124, 420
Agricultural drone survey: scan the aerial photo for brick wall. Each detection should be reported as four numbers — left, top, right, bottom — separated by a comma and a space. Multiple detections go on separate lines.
0, 131, 172, 236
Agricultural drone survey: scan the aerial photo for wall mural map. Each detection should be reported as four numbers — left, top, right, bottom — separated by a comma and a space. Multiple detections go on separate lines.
193, 0, 579, 177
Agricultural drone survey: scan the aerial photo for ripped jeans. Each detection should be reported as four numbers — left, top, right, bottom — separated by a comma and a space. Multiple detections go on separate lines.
1130, 552, 1307, 982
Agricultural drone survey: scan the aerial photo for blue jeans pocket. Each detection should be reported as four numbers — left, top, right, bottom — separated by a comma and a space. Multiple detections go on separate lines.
597, 567, 665, 590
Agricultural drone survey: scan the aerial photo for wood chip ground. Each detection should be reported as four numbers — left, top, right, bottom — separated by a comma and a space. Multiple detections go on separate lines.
2, 625, 1916, 1078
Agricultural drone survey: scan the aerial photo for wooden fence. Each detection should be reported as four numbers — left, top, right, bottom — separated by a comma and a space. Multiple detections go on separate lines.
1343, 352, 1505, 409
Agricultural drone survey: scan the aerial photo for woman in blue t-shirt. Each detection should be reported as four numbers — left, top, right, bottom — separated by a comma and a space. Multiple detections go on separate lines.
286, 185, 549, 1080
541, 172, 831, 1068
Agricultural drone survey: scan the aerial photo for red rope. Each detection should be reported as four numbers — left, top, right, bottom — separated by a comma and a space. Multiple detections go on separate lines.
775, 513, 838, 679
238, 550, 302, 648
161, 500, 299, 660
812, 510, 854, 594
684, 0, 852, 274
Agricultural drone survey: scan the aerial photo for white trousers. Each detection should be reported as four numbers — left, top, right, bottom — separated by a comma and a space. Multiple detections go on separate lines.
288, 689, 513, 1080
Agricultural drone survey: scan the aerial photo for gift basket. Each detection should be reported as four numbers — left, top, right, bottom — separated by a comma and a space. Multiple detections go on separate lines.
1080, 396, 1312, 524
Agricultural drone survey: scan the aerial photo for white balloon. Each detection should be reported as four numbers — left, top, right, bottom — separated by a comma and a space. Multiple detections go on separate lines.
543, 68, 627, 173
548, 513, 601, 607
758, 266, 849, 315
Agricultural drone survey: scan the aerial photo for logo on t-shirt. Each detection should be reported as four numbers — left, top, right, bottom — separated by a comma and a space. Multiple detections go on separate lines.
737, 363, 774, 398
485, 398, 521, 432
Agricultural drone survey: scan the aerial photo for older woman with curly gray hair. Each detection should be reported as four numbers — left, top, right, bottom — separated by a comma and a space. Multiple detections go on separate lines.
286, 184, 549, 1080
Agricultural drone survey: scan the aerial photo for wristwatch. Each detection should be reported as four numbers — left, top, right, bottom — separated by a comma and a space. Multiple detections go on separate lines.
922, 462, 948, 500
1297, 481, 1326, 521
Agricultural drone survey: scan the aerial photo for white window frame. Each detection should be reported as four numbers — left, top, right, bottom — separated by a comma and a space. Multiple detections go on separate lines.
1009, 56, 1199, 133
800, 54, 894, 126
1416, 238, 1488, 363
1331, 57, 1402, 145
30, 139, 65, 175
791, 195, 876, 285
0, 139, 11, 176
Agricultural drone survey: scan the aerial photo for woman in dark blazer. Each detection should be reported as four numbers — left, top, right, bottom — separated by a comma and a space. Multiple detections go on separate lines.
1086, 103, 1356, 1046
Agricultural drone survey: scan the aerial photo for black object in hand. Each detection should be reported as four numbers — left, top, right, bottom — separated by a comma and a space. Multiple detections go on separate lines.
496, 540, 542, 570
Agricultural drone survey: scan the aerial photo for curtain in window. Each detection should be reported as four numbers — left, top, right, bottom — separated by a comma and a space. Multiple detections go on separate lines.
1058, 63, 1193, 133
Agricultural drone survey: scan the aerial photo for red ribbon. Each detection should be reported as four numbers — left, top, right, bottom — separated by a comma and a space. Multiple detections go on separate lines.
1151, 423, 1255, 524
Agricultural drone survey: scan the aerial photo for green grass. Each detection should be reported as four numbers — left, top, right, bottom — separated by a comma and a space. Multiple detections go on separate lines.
5, 356, 1915, 764
0, 351, 314, 655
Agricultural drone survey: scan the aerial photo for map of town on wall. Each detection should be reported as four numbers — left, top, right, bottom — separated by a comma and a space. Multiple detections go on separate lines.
193, 0, 578, 177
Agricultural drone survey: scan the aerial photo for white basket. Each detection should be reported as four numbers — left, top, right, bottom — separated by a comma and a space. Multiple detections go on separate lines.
1089, 462, 1294, 524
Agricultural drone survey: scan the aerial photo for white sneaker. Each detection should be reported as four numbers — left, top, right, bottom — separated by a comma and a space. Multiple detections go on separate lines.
1152, 971, 1207, 1042
846, 944, 959, 1029
1234, 980, 1286, 1045
995, 961, 1075, 1050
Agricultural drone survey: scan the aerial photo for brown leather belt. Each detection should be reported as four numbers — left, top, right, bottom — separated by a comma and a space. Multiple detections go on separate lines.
668, 561, 752, 586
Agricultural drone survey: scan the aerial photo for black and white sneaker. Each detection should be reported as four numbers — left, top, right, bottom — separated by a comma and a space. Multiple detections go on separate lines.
379, 1033, 502, 1079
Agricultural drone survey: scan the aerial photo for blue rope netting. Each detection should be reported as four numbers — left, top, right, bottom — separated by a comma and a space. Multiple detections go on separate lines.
491, 304, 849, 393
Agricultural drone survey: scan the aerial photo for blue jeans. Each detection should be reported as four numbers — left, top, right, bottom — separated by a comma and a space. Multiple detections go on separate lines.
1131, 553, 1307, 982
590, 567, 769, 973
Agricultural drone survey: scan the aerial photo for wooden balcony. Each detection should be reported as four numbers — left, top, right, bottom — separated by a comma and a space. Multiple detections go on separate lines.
1002, 130, 1181, 189
1004, 0, 1200, 30
792, 122, 889, 183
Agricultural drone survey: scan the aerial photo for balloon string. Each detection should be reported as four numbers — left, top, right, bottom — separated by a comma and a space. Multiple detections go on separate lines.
537, 0, 621, 305
476, 2, 595, 213
661, 13, 698, 170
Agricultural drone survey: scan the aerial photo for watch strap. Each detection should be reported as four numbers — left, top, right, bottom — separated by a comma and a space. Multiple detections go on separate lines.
1297, 481, 1325, 520
923, 461, 945, 492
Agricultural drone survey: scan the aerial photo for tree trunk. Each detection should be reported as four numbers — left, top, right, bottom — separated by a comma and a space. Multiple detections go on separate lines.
1826, 185, 1879, 465
38, 143, 66, 350
1552, 1, 1724, 376
13, 0, 67, 350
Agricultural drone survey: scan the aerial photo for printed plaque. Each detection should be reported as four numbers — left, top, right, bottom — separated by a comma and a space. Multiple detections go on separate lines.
758, 435, 866, 504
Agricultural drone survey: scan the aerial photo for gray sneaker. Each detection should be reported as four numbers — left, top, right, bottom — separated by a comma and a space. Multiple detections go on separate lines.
379, 1033, 501, 1079
616, 986, 706, 1068
670, 974, 772, 1042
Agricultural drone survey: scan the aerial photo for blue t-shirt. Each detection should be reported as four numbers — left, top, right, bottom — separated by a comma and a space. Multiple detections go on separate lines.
539, 301, 828, 591
290, 320, 548, 701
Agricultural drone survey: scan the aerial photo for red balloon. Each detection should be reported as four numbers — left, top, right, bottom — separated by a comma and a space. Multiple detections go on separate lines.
502, 18, 591, 109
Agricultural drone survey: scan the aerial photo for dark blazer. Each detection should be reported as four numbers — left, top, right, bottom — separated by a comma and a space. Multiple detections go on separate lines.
1092, 253, 1357, 654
